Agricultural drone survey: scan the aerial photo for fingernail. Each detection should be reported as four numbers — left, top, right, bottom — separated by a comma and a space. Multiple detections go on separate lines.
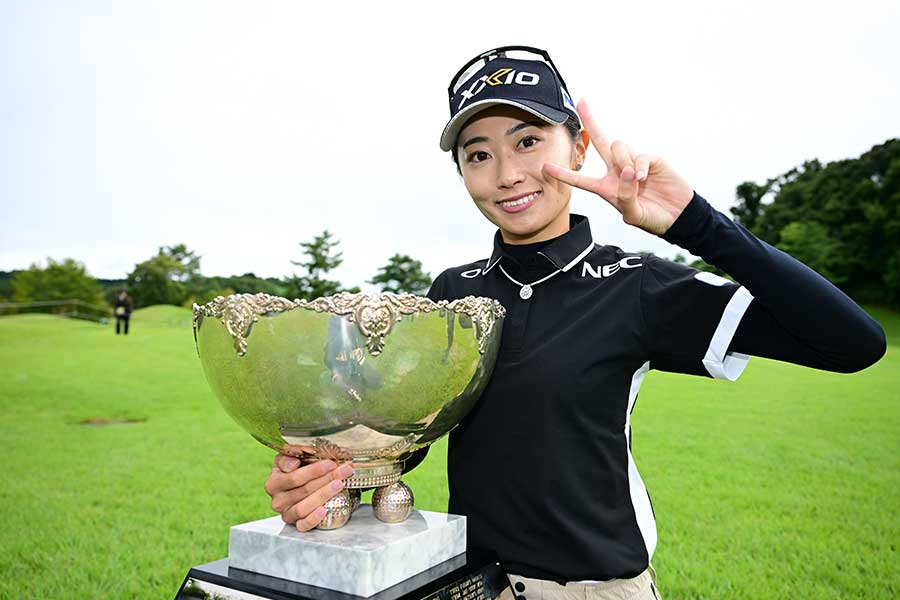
338, 464, 355, 478
623, 169, 635, 182
285, 458, 300, 469
330, 479, 344, 492
313, 506, 327, 519
637, 170, 647, 180
320, 460, 336, 470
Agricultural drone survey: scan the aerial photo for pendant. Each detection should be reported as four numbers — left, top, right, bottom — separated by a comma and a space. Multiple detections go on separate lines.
519, 285, 533, 300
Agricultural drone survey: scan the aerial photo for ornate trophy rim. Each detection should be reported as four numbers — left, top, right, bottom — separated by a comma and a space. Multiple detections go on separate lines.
192, 291, 506, 358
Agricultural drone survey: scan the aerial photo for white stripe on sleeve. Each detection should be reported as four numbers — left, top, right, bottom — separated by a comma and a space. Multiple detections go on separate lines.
702, 286, 754, 380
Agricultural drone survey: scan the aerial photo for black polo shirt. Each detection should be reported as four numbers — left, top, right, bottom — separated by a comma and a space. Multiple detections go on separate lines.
426, 206, 754, 582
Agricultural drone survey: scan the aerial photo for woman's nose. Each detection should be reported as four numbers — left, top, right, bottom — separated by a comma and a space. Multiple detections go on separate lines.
496, 153, 526, 189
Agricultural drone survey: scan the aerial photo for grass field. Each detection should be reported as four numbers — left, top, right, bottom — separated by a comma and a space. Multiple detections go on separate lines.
0, 305, 897, 599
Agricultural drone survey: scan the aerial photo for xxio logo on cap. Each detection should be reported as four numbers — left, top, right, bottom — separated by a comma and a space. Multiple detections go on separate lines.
457, 68, 540, 109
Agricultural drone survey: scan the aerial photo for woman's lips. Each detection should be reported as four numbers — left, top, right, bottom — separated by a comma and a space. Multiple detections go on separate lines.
497, 191, 541, 213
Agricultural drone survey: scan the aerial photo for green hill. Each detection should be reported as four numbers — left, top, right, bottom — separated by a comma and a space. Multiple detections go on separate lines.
131, 304, 195, 328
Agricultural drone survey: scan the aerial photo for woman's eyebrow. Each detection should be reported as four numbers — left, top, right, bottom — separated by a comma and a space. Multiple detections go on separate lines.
460, 121, 543, 150
505, 121, 542, 136
461, 136, 488, 150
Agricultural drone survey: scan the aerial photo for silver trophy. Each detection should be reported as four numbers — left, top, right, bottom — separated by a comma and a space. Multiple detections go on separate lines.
183, 292, 508, 598
192, 291, 505, 530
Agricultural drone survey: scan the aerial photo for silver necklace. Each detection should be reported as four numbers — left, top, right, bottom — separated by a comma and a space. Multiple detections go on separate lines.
497, 263, 563, 300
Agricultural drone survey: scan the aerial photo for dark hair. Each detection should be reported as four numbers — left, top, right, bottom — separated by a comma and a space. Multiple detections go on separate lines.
450, 115, 582, 175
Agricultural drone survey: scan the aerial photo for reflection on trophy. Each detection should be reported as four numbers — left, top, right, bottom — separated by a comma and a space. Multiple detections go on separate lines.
179, 291, 507, 599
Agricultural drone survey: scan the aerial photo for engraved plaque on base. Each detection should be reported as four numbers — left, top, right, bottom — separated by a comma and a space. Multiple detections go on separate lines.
175, 549, 509, 600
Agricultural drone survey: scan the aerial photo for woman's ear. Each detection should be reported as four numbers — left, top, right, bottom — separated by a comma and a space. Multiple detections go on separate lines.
573, 129, 589, 169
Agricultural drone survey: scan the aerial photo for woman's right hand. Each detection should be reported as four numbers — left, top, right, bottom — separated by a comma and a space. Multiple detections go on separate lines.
264, 454, 355, 531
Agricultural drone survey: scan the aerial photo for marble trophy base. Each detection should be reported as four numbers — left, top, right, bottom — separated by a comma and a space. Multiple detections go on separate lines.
228, 505, 466, 597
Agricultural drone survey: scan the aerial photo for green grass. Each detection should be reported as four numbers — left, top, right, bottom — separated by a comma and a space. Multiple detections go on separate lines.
0, 305, 897, 598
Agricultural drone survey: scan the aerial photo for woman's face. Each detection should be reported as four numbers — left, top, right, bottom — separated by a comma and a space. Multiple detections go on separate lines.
456, 105, 586, 244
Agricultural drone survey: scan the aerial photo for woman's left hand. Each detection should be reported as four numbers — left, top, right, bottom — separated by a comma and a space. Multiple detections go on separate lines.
543, 98, 695, 236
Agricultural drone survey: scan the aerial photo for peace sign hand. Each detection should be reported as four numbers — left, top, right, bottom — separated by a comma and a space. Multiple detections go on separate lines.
543, 99, 695, 236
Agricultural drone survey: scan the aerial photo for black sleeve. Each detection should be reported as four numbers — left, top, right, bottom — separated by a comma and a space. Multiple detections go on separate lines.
426, 270, 450, 302
641, 256, 754, 379
661, 192, 886, 373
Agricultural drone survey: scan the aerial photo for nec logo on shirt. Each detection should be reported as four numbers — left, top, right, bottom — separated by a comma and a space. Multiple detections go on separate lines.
580, 256, 643, 278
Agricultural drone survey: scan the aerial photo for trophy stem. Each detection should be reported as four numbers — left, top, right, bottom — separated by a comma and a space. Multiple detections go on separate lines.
344, 460, 403, 489
315, 465, 407, 530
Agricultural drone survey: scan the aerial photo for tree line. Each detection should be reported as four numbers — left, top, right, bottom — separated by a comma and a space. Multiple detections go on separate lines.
729, 137, 899, 305
3, 137, 897, 313
1, 231, 432, 311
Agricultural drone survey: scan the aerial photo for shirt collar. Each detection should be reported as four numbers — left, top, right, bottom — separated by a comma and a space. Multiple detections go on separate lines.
482, 214, 595, 275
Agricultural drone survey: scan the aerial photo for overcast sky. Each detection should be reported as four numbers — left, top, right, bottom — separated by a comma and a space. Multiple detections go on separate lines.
2, 1, 899, 290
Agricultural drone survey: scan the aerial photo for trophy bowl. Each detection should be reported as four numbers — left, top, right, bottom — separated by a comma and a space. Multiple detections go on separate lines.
192, 291, 505, 528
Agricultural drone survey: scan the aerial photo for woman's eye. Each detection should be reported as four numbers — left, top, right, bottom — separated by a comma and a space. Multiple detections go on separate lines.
519, 135, 540, 149
467, 151, 490, 163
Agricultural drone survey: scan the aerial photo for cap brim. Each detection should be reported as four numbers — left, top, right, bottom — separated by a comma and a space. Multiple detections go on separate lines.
439, 99, 571, 152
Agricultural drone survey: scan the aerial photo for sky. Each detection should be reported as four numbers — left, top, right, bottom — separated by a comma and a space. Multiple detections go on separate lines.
2, 0, 899, 290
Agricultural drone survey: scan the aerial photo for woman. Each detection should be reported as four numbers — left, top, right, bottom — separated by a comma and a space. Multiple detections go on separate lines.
264, 46, 886, 599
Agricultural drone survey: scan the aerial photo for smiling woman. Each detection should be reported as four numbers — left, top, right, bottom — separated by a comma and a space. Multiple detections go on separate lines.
453, 106, 586, 244
263, 45, 887, 600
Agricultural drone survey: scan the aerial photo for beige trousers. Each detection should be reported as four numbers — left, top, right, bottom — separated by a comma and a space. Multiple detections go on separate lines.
498, 569, 661, 600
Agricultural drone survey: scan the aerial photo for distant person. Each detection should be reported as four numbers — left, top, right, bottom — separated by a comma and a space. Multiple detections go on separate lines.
114, 290, 133, 335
